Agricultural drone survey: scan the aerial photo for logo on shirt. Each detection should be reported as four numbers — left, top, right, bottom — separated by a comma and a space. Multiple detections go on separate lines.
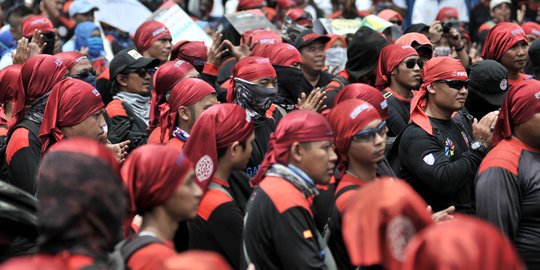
423, 153, 435, 166
500, 79, 508, 91
444, 138, 455, 158
386, 215, 416, 262
195, 155, 213, 182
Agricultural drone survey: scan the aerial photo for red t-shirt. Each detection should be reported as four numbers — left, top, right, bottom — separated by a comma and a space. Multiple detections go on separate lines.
127, 238, 176, 270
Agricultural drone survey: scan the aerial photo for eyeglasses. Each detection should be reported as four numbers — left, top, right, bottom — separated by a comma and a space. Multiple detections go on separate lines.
436, 80, 468, 90
404, 58, 424, 69
123, 68, 154, 77
352, 121, 387, 143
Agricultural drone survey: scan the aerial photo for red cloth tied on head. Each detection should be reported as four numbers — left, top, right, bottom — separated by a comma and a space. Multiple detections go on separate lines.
286, 8, 313, 26
402, 214, 523, 270
482, 22, 527, 61
10, 55, 67, 130
334, 83, 388, 119
48, 137, 119, 172
0, 64, 22, 105
160, 78, 216, 142
134, 21, 171, 53
378, 9, 403, 23
226, 56, 276, 102
39, 78, 104, 154
342, 178, 433, 270
55, 52, 86, 70
521, 22, 540, 39
376, 44, 418, 90
325, 34, 347, 50
435, 7, 459, 21
21, 15, 55, 37
183, 104, 254, 191
149, 60, 197, 131
251, 43, 302, 67
171, 41, 208, 72
243, 28, 283, 45
410, 57, 467, 135
237, 0, 265, 11
277, 0, 296, 10
493, 80, 540, 146
121, 144, 194, 234
251, 110, 334, 186
326, 99, 383, 178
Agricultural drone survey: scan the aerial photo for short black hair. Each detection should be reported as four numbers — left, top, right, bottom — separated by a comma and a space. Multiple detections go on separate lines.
4, 4, 33, 26
217, 140, 248, 159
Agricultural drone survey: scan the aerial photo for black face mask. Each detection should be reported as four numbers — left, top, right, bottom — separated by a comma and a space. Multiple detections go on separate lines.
234, 78, 277, 120
71, 69, 97, 87
274, 65, 304, 111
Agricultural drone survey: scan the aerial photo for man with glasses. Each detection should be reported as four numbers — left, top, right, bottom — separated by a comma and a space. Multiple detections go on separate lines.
375, 44, 423, 137
105, 48, 159, 152
400, 57, 495, 214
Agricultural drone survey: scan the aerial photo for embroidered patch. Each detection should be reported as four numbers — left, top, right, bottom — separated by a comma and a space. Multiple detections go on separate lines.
195, 155, 213, 182
423, 153, 435, 165
500, 79, 508, 91
127, 49, 143, 60
444, 138, 455, 158
386, 215, 416, 262
92, 89, 100, 96
350, 103, 370, 119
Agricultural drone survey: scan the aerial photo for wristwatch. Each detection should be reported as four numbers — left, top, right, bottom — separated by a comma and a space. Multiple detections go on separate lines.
471, 141, 487, 155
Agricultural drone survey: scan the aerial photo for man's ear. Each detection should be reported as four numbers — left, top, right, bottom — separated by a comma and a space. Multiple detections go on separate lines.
427, 83, 437, 94
289, 142, 303, 163
116, 74, 128, 87
229, 141, 242, 159
177, 106, 190, 121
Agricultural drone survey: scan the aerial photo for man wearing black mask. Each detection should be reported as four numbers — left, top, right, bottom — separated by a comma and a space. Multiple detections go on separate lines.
56, 52, 97, 87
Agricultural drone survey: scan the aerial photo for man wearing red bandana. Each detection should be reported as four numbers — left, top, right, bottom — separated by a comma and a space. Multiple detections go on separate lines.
476, 80, 540, 269
399, 57, 494, 214
242, 110, 337, 270
134, 21, 173, 63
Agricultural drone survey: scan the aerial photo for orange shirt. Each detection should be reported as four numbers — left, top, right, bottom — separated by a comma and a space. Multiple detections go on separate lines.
127, 238, 176, 270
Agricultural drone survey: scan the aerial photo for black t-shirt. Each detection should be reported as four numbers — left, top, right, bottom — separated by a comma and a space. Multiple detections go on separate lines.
299, 71, 334, 95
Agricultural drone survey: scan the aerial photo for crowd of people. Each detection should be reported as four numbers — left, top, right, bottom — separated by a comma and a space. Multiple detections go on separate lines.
0, 0, 539, 269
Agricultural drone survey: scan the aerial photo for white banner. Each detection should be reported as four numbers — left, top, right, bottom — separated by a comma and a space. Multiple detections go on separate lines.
94, 0, 152, 35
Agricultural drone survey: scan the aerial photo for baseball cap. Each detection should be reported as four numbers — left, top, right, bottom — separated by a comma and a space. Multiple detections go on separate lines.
490, 0, 511, 10
109, 48, 160, 81
21, 15, 55, 37
469, 60, 509, 106
293, 30, 330, 50
69, 0, 99, 17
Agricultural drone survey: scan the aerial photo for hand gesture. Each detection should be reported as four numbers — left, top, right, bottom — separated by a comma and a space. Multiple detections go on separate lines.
428, 205, 455, 223
107, 140, 130, 163
297, 88, 327, 112
207, 33, 229, 66
222, 35, 254, 60
12, 34, 46, 64
429, 20, 443, 44
472, 110, 499, 148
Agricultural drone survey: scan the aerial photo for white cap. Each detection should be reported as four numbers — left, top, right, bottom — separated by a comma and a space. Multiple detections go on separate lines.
490, 0, 512, 10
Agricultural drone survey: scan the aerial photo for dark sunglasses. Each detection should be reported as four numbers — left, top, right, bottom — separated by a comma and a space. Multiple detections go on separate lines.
72, 69, 96, 79
404, 58, 424, 69
352, 121, 387, 143
123, 67, 154, 77
437, 80, 468, 90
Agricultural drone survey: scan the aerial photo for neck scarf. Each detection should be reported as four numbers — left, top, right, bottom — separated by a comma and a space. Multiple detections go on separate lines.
114, 92, 151, 126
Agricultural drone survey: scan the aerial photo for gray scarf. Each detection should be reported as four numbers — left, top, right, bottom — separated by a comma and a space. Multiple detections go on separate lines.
114, 92, 150, 126
25, 92, 51, 124
266, 164, 319, 197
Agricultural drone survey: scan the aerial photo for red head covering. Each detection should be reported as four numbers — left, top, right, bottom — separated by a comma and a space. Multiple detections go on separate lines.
226, 56, 276, 102
482, 22, 527, 61
277, 0, 296, 10
10, 55, 67, 129
133, 21, 172, 53
251, 110, 334, 186
286, 8, 313, 26
334, 83, 389, 119
0, 64, 22, 104
48, 137, 119, 172
402, 214, 523, 270
493, 80, 540, 146
410, 57, 467, 135
324, 34, 347, 50
237, 0, 264, 10
395, 33, 432, 48
171, 41, 208, 72
243, 28, 283, 45
521, 22, 540, 39
160, 78, 216, 142
161, 251, 232, 270
435, 7, 459, 21
342, 178, 433, 270
121, 144, 193, 233
376, 44, 418, 90
251, 43, 302, 67
378, 9, 403, 23
39, 78, 104, 154
326, 99, 383, 178
21, 15, 56, 37
55, 52, 86, 70
149, 60, 197, 131
183, 103, 254, 191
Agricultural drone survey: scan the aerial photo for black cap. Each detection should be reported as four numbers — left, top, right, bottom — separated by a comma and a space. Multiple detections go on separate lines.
293, 30, 330, 50
405, 23, 429, 34
346, 27, 389, 82
109, 48, 160, 81
469, 60, 509, 106
528, 39, 540, 69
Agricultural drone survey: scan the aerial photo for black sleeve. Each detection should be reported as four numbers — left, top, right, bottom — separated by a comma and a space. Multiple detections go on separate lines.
386, 108, 408, 137
106, 115, 147, 151
200, 72, 217, 87
8, 137, 40, 195
215, 86, 228, 103
273, 207, 326, 270
399, 126, 484, 196
207, 202, 244, 269
475, 167, 521, 240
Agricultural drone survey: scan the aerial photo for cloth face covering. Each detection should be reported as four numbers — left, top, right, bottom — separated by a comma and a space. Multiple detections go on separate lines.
234, 78, 277, 120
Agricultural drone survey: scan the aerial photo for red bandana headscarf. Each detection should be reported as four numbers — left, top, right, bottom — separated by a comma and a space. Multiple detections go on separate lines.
522, 22, 540, 39
326, 99, 383, 178
47, 137, 119, 172
243, 28, 283, 45
226, 56, 276, 102
121, 144, 193, 234
39, 78, 104, 155
10, 55, 67, 129
134, 21, 172, 53
342, 178, 433, 270
171, 41, 208, 72
402, 214, 523, 270
334, 83, 388, 119
435, 7, 459, 21
149, 60, 197, 131
183, 104, 254, 191
251, 110, 334, 186
493, 80, 540, 146
21, 15, 55, 37
324, 34, 347, 50
237, 0, 265, 11
160, 78, 216, 142
410, 57, 467, 135
55, 52, 86, 71
376, 44, 418, 90
0, 64, 22, 125
378, 9, 403, 23
482, 22, 527, 61
251, 43, 302, 67
394, 33, 432, 48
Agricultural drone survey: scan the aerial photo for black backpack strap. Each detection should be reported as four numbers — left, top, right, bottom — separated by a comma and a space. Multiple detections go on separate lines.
334, 185, 359, 200
121, 235, 163, 264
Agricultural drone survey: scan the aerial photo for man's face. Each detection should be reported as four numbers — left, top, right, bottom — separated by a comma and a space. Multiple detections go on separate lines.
300, 40, 326, 73
145, 36, 173, 63
119, 68, 153, 95
348, 119, 387, 167
9, 16, 26, 40
69, 58, 93, 76
297, 140, 337, 185
187, 93, 218, 129
500, 41, 529, 73
491, 3, 511, 23
392, 56, 422, 90
429, 80, 468, 113
63, 109, 107, 143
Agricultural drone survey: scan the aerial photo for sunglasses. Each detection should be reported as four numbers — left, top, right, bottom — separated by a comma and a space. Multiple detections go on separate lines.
352, 121, 387, 143
404, 58, 424, 69
73, 69, 96, 79
436, 80, 468, 90
123, 68, 154, 77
